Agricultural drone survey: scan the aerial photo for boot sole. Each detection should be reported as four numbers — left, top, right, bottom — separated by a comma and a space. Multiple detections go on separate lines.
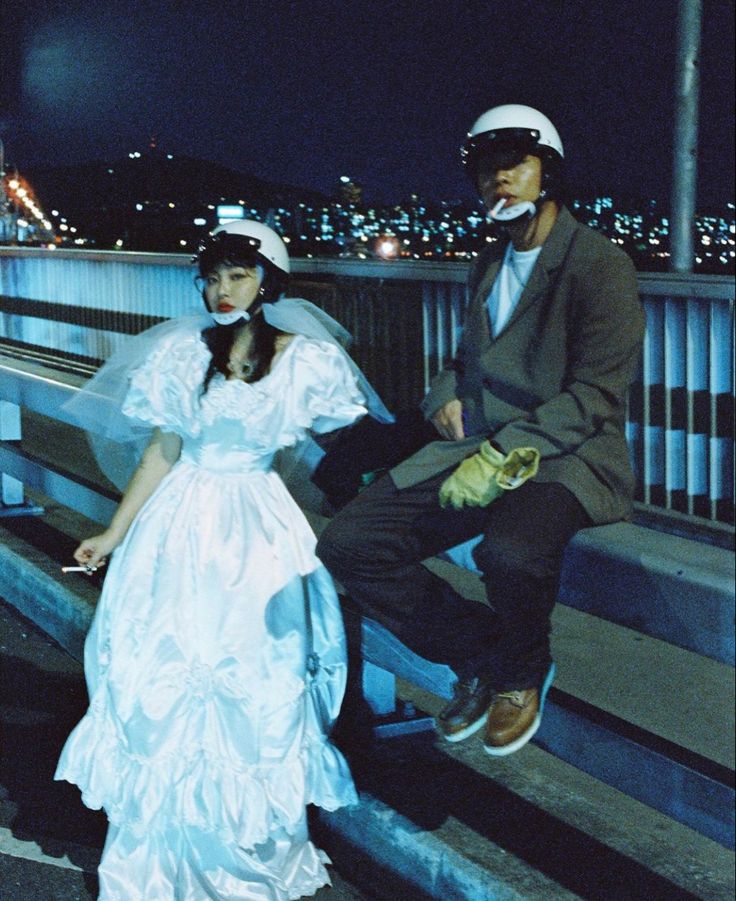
482, 662, 556, 757
437, 711, 488, 744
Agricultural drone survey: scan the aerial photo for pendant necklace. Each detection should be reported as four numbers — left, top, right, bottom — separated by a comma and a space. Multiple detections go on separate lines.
226, 357, 254, 379
227, 329, 254, 380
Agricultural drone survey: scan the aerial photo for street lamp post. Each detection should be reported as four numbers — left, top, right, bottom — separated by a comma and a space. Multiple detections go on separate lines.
670, 0, 702, 273
0, 138, 7, 233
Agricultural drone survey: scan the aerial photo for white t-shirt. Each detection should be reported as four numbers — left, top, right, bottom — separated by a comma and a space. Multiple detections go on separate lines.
486, 243, 542, 338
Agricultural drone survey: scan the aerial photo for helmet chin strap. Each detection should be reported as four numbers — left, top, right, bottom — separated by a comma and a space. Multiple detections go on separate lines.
487, 188, 548, 224
208, 309, 251, 326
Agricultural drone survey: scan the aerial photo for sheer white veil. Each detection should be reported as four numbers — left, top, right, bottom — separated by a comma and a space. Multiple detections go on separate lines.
262, 298, 392, 425
62, 300, 392, 493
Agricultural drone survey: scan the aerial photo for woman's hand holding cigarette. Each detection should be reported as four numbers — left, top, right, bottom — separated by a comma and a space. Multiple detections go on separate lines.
70, 531, 121, 574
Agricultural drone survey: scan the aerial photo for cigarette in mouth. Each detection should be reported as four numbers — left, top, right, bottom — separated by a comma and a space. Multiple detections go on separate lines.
489, 197, 507, 219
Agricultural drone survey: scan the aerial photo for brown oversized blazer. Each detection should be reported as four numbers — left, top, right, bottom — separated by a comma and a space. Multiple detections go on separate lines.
390, 206, 645, 525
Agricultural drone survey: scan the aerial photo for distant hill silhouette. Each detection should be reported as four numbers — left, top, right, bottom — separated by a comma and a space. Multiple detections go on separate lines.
21, 150, 328, 250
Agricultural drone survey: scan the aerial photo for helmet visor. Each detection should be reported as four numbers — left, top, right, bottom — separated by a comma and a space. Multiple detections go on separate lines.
196, 232, 262, 276
462, 128, 542, 179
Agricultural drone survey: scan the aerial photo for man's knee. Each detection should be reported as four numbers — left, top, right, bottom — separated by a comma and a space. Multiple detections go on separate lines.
472, 533, 560, 585
316, 518, 347, 575
316, 511, 373, 579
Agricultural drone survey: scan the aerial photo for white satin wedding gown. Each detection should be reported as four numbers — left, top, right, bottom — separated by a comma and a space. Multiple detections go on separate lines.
56, 322, 363, 899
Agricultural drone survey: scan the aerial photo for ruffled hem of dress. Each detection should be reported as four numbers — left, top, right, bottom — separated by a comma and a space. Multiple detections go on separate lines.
97, 825, 333, 901
280, 845, 332, 901
55, 715, 357, 851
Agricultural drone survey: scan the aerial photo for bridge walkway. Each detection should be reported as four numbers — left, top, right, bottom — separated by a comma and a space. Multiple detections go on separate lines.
0, 410, 733, 899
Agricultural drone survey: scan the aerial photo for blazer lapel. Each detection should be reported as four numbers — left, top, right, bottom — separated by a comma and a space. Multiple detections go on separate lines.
471, 256, 503, 343
495, 206, 577, 336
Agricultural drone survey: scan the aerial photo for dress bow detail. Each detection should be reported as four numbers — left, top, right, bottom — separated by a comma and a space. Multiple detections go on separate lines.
139, 655, 252, 720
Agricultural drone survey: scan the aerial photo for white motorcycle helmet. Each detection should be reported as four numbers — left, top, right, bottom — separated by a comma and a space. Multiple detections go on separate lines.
461, 105, 565, 221
197, 218, 290, 300
211, 219, 290, 273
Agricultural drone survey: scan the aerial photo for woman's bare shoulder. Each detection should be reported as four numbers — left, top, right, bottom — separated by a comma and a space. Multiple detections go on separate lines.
267, 332, 298, 372
274, 332, 296, 352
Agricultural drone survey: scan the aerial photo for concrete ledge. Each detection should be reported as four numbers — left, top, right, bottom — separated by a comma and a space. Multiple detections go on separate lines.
0, 525, 94, 662
442, 520, 736, 665
560, 522, 735, 665
318, 794, 527, 901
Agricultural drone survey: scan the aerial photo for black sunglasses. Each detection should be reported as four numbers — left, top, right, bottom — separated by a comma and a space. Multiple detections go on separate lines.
462, 128, 541, 174
195, 233, 262, 274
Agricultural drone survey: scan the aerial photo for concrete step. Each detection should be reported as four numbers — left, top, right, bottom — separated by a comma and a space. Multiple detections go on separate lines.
319, 719, 735, 900
0, 494, 734, 899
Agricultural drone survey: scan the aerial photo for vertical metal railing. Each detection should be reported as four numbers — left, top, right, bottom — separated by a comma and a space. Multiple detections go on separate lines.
421, 279, 467, 392
635, 287, 734, 523
1, 249, 734, 523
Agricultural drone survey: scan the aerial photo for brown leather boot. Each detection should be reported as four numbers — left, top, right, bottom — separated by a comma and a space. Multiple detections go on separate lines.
482, 663, 555, 756
435, 676, 495, 743
482, 688, 539, 756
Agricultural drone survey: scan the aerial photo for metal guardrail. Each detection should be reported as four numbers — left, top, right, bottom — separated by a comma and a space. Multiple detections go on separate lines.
1, 246, 734, 523
1, 352, 733, 849
0, 353, 118, 521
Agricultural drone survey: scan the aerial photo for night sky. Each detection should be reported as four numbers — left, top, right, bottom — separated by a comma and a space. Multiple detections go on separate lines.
2, 0, 734, 206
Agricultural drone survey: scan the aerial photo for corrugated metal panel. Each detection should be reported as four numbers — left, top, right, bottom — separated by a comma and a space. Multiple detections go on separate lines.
1, 250, 733, 523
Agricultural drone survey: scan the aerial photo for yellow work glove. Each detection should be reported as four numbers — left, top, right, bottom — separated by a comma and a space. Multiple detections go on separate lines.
439, 441, 540, 510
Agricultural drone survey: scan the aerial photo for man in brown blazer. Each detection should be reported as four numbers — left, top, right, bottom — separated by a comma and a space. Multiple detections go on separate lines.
318, 105, 645, 756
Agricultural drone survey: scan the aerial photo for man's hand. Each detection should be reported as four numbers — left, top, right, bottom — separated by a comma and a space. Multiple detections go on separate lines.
439, 441, 540, 510
431, 399, 465, 441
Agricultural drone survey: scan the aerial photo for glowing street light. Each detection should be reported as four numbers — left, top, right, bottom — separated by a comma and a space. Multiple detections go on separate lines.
374, 234, 400, 260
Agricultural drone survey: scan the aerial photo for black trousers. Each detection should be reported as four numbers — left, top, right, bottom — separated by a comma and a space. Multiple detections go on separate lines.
317, 468, 591, 689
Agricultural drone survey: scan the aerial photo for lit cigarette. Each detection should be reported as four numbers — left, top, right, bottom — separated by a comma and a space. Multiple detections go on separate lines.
488, 197, 507, 220
61, 565, 97, 573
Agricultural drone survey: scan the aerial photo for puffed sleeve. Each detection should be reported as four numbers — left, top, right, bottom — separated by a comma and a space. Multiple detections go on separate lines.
122, 328, 210, 436
59, 315, 210, 491
291, 337, 369, 435
229, 336, 368, 452
197, 336, 369, 453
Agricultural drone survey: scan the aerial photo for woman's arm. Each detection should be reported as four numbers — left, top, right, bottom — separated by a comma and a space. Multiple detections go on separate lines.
74, 428, 182, 570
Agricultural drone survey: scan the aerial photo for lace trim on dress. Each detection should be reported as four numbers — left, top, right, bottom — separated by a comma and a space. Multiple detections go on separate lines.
199, 336, 367, 450
123, 331, 210, 437
57, 686, 357, 850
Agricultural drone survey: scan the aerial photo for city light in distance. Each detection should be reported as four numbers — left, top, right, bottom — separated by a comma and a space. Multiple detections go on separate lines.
2, 159, 733, 272
375, 235, 400, 260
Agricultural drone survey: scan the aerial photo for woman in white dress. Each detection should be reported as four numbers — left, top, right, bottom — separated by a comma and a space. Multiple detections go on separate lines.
55, 220, 390, 900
